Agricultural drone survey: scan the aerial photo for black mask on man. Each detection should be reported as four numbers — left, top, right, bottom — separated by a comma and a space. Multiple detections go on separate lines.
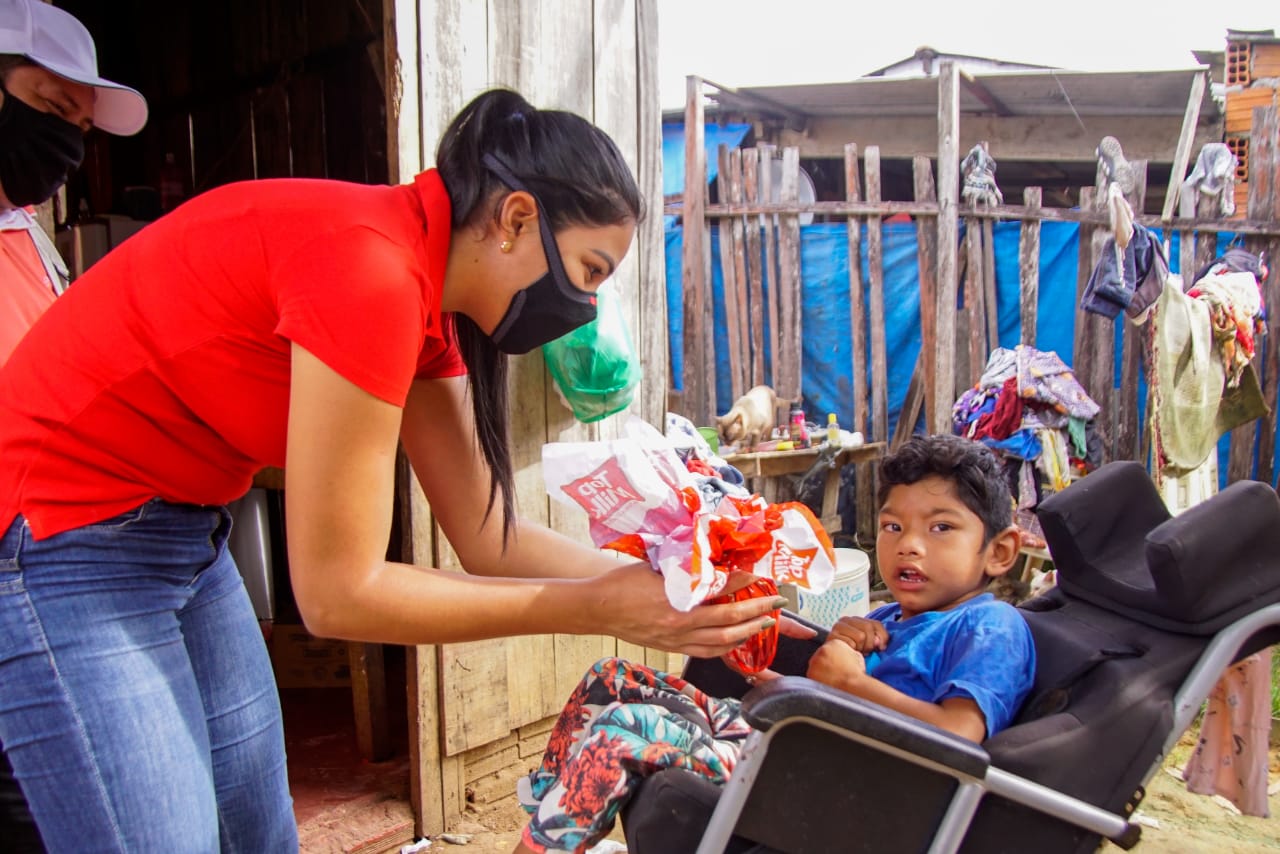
0, 86, 85, 207
481, 153, 597, 355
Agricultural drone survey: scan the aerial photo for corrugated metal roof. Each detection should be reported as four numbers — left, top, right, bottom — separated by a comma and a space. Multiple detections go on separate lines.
706, 68, 1219, 121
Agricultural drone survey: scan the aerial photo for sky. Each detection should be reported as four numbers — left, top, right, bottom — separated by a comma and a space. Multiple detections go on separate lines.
656, 0, 1280, 110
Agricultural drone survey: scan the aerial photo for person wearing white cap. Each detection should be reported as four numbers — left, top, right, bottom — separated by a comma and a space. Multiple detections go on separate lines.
0, 0, 147, 364
0, 3, 146, 851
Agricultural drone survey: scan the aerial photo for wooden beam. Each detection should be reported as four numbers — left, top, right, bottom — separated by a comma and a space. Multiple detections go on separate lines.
960, 69, 1014, 117
759, 142, 781, 396
742, 149, 766, 387
934, 62, 961, 435
1019, 187, 1042, 347
1117, 162, 1148, 463
681, 75, 710, 423
779, 113, 1220, 163
776, 148, 804, 405
1252, 107, 1280, 485
865, 146, 889, 445
844, 143, 866, 437
1161, 70, 1207, 222
913, 156, 939, 431
635, 0, 667, 427
716, 145, 745, 403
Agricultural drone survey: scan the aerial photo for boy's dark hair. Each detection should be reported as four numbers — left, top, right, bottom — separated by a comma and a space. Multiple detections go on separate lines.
434, 88, 644, 546
877, 434, 1013, 543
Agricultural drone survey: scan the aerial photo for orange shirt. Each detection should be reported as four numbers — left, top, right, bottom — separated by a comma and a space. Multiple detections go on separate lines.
0, 224, 57, 364
0, 170, 465, 539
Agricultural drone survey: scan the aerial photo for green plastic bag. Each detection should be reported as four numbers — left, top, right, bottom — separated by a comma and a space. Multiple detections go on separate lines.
542, 280, 642, 423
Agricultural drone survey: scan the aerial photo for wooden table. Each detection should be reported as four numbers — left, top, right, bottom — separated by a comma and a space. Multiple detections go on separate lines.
723, 442, 886, 533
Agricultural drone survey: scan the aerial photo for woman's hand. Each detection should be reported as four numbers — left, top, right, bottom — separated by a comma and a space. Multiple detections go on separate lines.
826, 615, 888, 655
580, 561, 786, 658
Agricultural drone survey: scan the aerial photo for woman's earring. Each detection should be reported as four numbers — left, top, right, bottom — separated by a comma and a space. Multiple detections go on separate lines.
500, 239, 514, 253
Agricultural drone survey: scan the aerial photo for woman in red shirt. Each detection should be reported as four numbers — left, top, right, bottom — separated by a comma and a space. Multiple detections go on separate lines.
0, 87, 783, 852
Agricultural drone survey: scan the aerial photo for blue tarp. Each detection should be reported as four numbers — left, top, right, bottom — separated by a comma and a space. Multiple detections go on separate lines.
664, 222, 1268, 485
662, 123, 752, 197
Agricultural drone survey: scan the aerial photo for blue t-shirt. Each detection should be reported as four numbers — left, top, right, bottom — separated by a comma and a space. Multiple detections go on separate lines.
862, 593, 1035, 738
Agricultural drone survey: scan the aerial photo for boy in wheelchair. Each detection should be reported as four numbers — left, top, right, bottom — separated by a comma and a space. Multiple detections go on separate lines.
513, 435, 1036, 854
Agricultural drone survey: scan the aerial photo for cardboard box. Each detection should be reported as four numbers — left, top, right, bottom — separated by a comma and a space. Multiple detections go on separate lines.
269, 623, 350, 689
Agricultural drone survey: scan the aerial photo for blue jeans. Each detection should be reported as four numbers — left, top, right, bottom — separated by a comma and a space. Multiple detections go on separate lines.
0, 500, 297, 852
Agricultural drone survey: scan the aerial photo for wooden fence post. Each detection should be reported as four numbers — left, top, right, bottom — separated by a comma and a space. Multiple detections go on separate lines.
1019, 187, 1042, 347
934, 62, 960, 435
742, 149, 766, 388
776, 148, 804, 406
865, 146, 888, 447
681, 75, 711, 424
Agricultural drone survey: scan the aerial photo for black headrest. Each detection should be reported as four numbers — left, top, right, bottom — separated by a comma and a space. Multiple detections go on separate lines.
1036, 462, 1280, 634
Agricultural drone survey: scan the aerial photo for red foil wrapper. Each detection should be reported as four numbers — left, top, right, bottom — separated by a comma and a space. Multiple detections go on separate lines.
705, 576, 780, 674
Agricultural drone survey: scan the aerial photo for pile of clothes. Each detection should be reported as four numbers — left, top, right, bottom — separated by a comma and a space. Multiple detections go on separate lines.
952, 346, 1101, 526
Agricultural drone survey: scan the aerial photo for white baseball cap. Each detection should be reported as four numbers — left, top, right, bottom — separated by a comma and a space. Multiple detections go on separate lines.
0, 0, 147, 136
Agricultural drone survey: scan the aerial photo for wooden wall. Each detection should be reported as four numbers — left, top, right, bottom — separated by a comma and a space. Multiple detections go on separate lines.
385, 0, 670, 835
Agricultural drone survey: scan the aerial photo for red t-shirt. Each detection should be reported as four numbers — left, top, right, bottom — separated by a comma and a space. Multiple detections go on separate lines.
0, 224, 58, 364
0, 170, 465, 539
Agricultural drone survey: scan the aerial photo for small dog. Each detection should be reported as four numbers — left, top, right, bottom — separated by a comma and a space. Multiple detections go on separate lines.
717, 385, 779, 453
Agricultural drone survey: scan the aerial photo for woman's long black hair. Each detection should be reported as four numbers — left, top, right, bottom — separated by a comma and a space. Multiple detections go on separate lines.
434, 89, 644, 545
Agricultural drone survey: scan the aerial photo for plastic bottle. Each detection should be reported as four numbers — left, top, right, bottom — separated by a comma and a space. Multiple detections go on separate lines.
826, 412, 841, 447
788, 404, 809, 448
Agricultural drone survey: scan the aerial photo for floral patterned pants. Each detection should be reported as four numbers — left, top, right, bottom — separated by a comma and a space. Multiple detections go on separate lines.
517, 657, 752, 853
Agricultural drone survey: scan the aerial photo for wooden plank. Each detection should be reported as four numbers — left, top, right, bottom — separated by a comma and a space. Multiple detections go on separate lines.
1019, 187, 1043, 348
1161, 71, 1207, 222
965, 218, 986, 388
912, 156, 939, 430
1251, 106, 1280, 484
544, 0, 607, 715
635, 0, 666, 428
1193, 191, 1219, 282
776, 147, 803, 405
743, 148, 766, 387
1073, 186, 1097, 380
682, 75, 710, 423
759, 142, 781, 393
865, 146, 888, 445
690, 199, 1280, 237
934, 62, 961, 434
716, 145, 745, 403
844, 143, 866, 436
728, 148, 750, 400
844, 143, 875, 543
1117, 162, 1148, 463
982, 218, 998, 361
892, 358, 925, 449
442, 639, 511, 754
1088, 162, 1115, 459
349, 642, 390, 761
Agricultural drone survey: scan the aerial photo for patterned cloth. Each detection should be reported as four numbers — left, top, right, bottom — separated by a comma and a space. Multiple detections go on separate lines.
1181, 649, 1273, 817
517, 658, 750, 853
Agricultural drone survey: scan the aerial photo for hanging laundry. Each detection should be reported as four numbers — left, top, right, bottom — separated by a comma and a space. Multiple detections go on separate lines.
1186, 271, 1265, 388
1145, 278, 1268, 477
1080, 226, 1170, 320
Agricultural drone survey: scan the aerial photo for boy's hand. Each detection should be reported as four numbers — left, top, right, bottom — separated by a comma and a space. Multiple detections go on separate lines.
826, 616, 888, 654
805, 635, 868, 693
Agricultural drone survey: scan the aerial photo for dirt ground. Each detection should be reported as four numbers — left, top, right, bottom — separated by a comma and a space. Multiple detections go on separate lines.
419, 729, 1278, 854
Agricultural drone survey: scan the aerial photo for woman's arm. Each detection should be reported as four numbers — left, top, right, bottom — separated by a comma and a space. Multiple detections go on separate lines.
283, 344, 780, 654
399, 373, 638, 579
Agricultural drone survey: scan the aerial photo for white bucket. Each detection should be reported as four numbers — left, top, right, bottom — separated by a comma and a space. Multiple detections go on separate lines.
796, 548, 871, 628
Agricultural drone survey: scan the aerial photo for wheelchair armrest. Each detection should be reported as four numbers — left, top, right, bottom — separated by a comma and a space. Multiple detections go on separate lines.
741, 675, 991, 779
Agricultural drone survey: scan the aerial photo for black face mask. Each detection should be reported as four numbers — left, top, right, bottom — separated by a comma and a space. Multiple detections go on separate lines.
0, 86, 85, 208
481, 153, 598, 355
